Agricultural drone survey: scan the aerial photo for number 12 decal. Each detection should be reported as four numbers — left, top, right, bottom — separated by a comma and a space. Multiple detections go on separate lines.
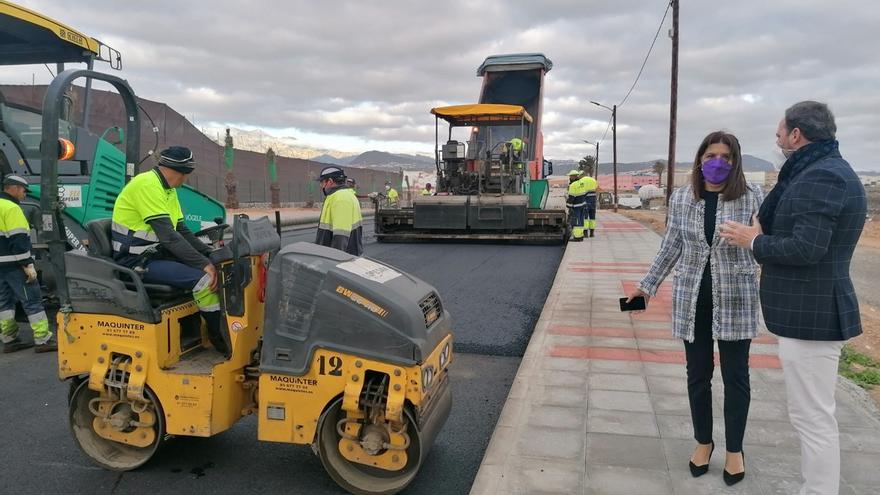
318, 355, 343, 376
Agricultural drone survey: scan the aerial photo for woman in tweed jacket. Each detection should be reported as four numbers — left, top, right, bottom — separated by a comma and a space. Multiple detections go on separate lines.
627, 131, 763, 485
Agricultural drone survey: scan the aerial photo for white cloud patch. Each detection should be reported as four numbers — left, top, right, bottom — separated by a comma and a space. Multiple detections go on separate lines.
4, 0, 878, 169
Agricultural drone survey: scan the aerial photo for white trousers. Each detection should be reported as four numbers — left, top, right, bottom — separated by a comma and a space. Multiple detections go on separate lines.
778, 336, 845, 495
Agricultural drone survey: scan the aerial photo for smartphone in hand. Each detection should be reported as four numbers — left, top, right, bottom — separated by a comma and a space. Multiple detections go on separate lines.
619, 296, 647, 312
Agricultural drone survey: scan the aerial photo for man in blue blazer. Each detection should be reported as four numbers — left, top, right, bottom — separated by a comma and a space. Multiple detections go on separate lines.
721, 101, 866, 495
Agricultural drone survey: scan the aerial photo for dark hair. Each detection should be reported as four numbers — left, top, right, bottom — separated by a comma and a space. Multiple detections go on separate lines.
691, 131, 747, 201
784, 100, 836, 142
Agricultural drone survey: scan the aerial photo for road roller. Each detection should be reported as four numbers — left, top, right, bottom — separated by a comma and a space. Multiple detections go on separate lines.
39, 69, 452, 495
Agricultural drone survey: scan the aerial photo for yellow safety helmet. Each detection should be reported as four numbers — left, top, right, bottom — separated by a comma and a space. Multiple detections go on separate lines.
567, 169, 583, 176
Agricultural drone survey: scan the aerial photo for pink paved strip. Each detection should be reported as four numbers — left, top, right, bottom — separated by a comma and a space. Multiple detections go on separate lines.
549, 345, 781, 368
549, 324, 777, 344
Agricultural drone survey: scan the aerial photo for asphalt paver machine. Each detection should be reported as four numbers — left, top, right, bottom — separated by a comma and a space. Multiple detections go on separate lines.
374, 54, 567, 243
43, 71, 453, 495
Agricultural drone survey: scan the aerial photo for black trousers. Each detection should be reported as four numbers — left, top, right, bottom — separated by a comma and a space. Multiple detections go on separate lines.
684, 302, 751, 452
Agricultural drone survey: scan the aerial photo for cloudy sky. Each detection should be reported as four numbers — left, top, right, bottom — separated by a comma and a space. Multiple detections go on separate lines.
5, 1, 879, 169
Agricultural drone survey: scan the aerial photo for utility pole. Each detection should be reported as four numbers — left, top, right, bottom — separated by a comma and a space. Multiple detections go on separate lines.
590, 100, 619, 212
612, 104, 618, 212
666, 0, 679, 204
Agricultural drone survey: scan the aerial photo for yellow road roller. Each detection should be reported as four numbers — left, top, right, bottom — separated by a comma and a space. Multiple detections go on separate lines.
40, 71, 453, 495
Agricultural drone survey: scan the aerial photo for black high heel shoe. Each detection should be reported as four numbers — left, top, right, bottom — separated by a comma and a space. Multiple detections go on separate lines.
688, 441, 714, 477
723, 451, 745, 486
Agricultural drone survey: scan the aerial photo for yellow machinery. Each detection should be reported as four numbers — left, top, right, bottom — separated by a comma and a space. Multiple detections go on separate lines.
43, 71, 453, 495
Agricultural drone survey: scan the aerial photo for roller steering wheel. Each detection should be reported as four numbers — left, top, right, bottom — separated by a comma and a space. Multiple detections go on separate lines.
195, 223, 229, 240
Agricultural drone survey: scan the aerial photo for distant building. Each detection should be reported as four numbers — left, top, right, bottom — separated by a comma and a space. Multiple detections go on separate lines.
598, 174, 660, 191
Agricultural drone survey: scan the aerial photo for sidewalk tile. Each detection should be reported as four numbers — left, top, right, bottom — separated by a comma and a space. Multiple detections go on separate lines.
539, 369, 588, 388
650, 394, 691, 416
656, 414, 721, 440
538, 385, 588, 408
500, 457, 585, 495
590, 336, 639, 349
480, 426, 516, 466
746, 399, 790, 421
590, 359, 644, 375
840, 426, 880, 453
743, 419, 800, 448
516, 426, 586, 460
840, 451, 880, 485
588, 409, 659, 437
586, 433, 668, 470
647, 375, 688, 395
527, 405, 587, 431
589, 373, 647, 392
586, 465, 672, 495
643, 362, 686, 377
540, 356, 591, 373
590, 390, 653, 413
669, 471, 766, 495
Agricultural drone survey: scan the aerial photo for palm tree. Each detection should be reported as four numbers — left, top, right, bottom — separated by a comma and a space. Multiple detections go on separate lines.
652, 160, 666, 186
579, 155, 596, 177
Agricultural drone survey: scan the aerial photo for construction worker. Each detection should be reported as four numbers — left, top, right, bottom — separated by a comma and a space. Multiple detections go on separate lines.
316, 166, 364, 256
566, 169, 587, 242
0, 175, 55, 353
581, 174, 599, 238
384, 181, 399, 208
345, 177, 357, 193
501, 137, 525, 169
421, 183, 433, 196
111, 147, 228, 355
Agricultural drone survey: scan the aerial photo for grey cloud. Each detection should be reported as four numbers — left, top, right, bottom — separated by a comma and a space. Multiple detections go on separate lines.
10, 0, 879, 169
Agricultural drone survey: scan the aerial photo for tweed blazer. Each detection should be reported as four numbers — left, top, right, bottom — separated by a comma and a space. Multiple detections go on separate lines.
639, 183, 764, 342
753, 150, 866, 341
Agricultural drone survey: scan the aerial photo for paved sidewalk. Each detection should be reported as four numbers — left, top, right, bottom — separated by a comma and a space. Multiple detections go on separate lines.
471, 212, 880, 495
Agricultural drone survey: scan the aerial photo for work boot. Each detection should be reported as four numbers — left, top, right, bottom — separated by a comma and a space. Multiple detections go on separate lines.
34, 337, 57, 353
3, 338, 34, 353
571, 237, 583, 242
589, 229, 595, 238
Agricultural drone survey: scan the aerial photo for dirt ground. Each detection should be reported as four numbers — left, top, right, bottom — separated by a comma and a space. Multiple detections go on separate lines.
620, 208, 880, 405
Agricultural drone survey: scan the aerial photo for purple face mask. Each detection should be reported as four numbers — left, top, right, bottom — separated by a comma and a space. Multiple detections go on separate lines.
701, 157, 732, 185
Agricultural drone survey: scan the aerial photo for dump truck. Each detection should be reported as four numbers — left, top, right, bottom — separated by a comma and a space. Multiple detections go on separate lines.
0, 1, 225, 291
374, 53, 567, 243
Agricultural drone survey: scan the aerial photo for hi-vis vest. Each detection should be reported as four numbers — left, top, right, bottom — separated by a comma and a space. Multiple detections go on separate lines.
316, 186, 364, 256
0, 194, 33, 267
580, 176, 598, 203
566, 178, 589, 208
111, 169, 184, 256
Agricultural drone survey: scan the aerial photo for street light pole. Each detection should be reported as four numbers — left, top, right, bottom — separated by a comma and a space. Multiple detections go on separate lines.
612, 104, 618, 212
591, 100, 619, 212
582, 139, 599, 178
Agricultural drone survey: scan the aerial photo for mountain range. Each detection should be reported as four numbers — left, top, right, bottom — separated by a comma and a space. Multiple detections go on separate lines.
549, 154, 776, 176
202, 126, 782, 175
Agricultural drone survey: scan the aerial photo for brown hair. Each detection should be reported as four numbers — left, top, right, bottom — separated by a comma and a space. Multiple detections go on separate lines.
690, 130, 747, 201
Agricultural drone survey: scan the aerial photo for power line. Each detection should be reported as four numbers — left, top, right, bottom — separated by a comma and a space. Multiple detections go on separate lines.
600, 115, 613, 142
617, 0, 673, 108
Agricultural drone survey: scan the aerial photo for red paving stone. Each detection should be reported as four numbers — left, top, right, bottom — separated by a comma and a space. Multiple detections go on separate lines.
549, 345, 781, 368
548, 324, 777, 344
